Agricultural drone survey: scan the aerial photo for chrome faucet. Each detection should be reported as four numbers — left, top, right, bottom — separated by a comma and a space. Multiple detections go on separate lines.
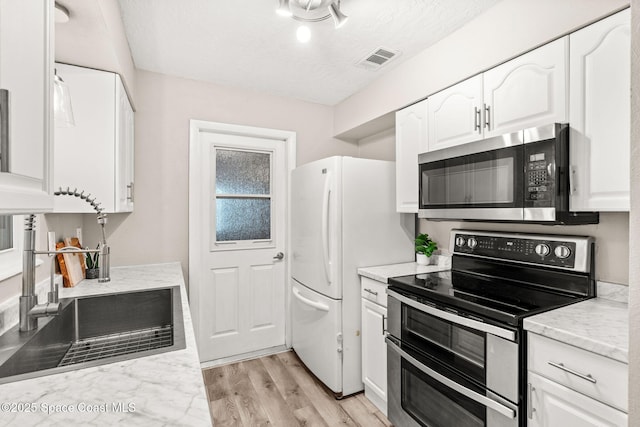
19, 189, 111, 332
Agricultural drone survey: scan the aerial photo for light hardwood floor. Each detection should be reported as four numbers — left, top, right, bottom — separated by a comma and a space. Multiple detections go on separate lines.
202, 350, 392, 426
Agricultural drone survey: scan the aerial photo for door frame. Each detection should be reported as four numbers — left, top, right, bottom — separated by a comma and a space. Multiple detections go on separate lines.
188, 120, 297, 356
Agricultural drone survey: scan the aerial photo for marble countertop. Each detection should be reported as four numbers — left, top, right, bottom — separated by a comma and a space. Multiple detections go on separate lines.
358, 256, 451, 283
524, 297, 629, 364
0, 263, 212, 426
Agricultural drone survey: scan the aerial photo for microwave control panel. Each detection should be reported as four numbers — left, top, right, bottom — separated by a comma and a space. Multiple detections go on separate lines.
524, 139, 556, 207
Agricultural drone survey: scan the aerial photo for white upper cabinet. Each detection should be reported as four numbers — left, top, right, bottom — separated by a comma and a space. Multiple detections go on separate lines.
569, 9, 630, 212
395, 99, 428, 213
53, 64, 134, 213
425, 37, 568, 152
483, 37, 568, 137
427, 75, 483, 150
0, 0, 53, 214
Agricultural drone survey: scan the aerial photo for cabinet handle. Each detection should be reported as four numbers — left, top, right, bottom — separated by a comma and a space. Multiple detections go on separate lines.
570, 166, 577, 195
474, 107, 481, 133
381, 314, 387, 335
547, 361, 597, 383
127, 182, 135, 202
363, 288, 378, 296
484, 104, 491, 130
527, 382, 535, 419
0, 89, 9, 173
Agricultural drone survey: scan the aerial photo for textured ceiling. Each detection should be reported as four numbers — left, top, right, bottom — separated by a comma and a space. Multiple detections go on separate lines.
117, 0, 502, 106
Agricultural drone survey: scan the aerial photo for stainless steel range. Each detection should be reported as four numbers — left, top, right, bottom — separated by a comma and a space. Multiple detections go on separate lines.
386, 229, 595, 427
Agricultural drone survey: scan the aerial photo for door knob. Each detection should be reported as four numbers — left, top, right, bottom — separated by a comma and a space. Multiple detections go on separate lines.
273, 252, 284, 260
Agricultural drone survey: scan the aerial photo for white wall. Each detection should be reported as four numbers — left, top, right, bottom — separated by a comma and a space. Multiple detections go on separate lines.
419, 214, 629, 285
334, 0, 630, 138
80, 69, 358, 286
627, 0, 639, 423
357, 127, 395, 161
0, 214, 83, 306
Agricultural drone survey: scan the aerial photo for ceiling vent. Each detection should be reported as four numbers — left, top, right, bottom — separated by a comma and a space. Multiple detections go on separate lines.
356, 47, 401, 71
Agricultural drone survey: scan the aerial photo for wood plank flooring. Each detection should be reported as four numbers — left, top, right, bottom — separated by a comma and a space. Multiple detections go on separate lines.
202, 350, 392, 427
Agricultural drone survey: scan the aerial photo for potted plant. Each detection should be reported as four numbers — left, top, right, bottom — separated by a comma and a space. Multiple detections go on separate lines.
85, 247, 100, 279
415, 233, 438, 265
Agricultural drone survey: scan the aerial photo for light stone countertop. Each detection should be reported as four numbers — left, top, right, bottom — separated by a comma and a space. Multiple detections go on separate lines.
524, 296, 629, 364
357, 255, 451, 283
0, 263, 212, 426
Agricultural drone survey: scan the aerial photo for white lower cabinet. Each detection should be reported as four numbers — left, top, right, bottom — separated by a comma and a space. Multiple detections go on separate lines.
361, 277, 388, 415
528, 372, 627, 427
527, 333, 628, 426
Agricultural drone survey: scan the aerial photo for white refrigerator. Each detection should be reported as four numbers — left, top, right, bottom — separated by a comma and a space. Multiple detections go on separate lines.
291, 156, 414, 397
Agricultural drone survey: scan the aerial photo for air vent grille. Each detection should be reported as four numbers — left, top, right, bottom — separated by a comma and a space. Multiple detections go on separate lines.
356, 47, 401, 70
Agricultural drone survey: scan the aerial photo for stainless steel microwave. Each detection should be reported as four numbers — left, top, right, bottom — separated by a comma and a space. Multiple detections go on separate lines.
418, 123, 599, 224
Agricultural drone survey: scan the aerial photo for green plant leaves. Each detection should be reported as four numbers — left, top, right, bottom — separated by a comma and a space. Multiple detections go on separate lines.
415, 233, 438, 257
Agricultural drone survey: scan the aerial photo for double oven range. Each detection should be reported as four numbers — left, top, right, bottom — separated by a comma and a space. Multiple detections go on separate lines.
386, 229, 595, 427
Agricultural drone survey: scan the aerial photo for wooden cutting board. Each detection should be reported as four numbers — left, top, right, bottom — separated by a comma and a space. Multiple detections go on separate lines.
57, 237, 85, 287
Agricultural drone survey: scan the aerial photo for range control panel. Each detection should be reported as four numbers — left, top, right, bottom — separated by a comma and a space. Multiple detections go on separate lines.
450, 230, 594, 271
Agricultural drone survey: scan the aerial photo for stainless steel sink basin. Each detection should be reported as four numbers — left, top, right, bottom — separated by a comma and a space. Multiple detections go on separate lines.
0, 286, 185, 384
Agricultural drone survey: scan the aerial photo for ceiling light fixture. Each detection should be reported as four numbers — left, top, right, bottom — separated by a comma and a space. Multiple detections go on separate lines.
276, 0, 293, 17
328, 2, 348, 28
53, 69, 75, 127
276, 0, 349, 41
296, 25, 311, 43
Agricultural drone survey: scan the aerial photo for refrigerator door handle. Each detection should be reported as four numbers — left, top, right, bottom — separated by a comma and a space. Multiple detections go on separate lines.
292, 287, 330, 312
321, 171, 332, 284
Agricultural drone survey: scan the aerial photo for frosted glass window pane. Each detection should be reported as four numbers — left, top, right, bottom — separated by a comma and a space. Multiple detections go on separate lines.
216, 198, 271, 241
216, 150, 270, 195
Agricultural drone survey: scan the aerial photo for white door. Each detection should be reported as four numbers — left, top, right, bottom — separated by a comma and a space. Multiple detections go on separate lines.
483, 37, 568, 137
189, 122, 294, 362
427, 74, 483, 150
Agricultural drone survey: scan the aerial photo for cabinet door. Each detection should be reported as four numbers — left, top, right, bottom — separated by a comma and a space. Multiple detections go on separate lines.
115, 75, 134, 212
53, 64, 116, 213
484, 37, 568, 138
395, 99, 427, 213
0, 0, 53, 213
569, 9, 630, 211
528, 372, 627, 427
361, 298, 387, 414
428, 74, 483, 150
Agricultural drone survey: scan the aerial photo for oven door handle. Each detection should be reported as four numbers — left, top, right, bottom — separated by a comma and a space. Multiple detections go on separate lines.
387, 290, 516, 342
386, 337, 517, 420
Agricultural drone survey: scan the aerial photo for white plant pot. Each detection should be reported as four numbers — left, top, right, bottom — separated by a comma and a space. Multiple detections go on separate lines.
416, 253, 431, 265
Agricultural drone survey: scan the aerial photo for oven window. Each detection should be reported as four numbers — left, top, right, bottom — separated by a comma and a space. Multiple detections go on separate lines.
402, 358, 485, 427
404, 305, 485, 383
420, 145, 523, 208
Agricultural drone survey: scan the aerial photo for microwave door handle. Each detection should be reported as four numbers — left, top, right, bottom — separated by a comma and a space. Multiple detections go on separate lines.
386, 337, 516, 419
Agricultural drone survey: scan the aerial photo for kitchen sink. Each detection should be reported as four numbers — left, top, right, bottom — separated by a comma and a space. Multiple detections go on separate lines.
0, 286, 185, 384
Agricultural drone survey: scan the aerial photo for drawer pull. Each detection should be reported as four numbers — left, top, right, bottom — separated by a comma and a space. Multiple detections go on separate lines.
547, 361, 597, 384
363, 288, 378, 296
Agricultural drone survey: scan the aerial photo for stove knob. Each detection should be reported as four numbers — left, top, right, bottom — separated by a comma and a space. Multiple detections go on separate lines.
535, 243, 550, 257
455, 236, 466, 247
554, 245, 572, 259
467, 237, 478, 249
